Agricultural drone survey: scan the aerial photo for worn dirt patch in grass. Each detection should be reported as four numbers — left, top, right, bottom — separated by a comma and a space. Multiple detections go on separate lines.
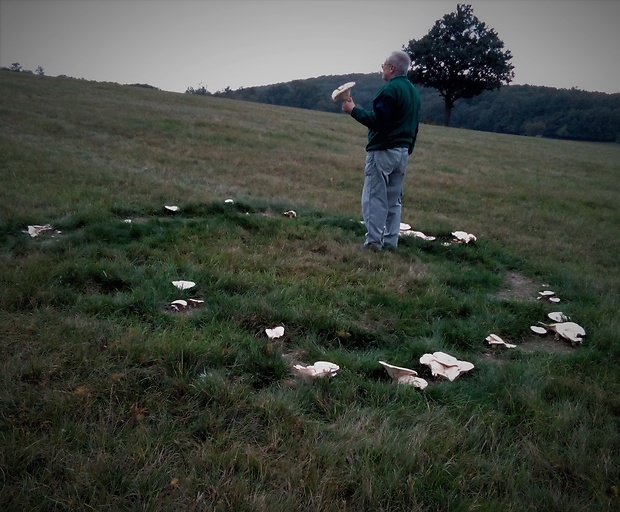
518, 334, 577, 354
495, 271, 539, 301
481, 335, 576, 364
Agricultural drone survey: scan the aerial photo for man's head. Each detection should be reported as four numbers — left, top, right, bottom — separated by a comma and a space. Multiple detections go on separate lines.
381, 50, 411, 81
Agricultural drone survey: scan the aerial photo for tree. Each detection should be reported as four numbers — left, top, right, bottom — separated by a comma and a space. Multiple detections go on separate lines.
35, 66, 45, 76
404, 4, 514, 126
10, 62, 22, 72
185, 83, 209, 96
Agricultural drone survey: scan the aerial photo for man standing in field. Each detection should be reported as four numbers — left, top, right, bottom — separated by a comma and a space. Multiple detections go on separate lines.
342, 50, 420, 251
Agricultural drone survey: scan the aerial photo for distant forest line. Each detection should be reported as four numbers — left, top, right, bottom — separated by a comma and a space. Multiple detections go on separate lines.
202, 73, 620, 143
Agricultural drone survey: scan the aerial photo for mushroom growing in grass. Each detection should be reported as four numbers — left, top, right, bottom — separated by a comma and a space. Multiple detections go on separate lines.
27, 224, 54, 237
486, 333, 517, 348
540, 321, 586, 346
548, 311, 569, 322
530, 325, 547, 335
165, 205, 180, 213
419, 351, 474, 381
538, 290, 560, 302
168, 298, 204, 312
265, 326, 285, 339
331, 81, 356, 102
293, 361, 340, 379
400, 229, 436, 241
169, 299, 188, 311
172, 280, 196, 290
451, 231, 477, 243
379, 361, 428, 389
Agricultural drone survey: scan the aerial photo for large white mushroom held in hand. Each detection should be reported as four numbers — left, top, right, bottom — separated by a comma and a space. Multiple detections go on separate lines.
331, 82, 356, 102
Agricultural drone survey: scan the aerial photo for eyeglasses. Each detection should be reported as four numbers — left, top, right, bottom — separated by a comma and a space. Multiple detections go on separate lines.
381, 62, 395, 70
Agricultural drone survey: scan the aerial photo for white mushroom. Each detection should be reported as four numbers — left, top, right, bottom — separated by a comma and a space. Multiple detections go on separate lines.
224, 199, 234, 204
542, 322, 586, 345
397, 374, 429, 389
486, 333, 517, 348
164, 205, 180, 212
399, 223, 411, 231
293, 361, 340, 378
265, 326, 285, 339
27, 224, 54, 237
451, 231, 477, 243
331, 82, 356, 102
538, 290, 556, 297
379, 361, 428, 389
419, 351, 474, 381
530, 325, 547, 335
172, 280, 196, 290
537, 290, 561, 302
400, 230, 436, 241
168, 298, 204, 312
548, 311, 569, 322
283, 210, 297, 218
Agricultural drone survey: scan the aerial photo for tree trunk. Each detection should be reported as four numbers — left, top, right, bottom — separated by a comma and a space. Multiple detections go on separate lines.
443, 102, 453, 127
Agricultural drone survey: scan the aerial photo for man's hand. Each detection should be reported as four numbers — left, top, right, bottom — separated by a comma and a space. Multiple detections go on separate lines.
341, 97, 355, 114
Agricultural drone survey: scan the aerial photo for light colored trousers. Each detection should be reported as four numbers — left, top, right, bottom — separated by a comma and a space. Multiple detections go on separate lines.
361, 147, 409, 249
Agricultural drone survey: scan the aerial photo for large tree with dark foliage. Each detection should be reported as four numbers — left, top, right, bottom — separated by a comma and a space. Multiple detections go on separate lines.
404, 4, 514, 127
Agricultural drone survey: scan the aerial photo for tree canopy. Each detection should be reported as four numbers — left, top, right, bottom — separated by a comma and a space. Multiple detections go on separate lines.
404, 4, 514, 126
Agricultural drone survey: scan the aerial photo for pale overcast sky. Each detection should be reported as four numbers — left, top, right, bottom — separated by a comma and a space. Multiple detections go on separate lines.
1, 0, 619, 94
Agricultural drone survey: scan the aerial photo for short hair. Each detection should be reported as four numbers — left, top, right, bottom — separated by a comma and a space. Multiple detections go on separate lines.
386, 51, 411, 75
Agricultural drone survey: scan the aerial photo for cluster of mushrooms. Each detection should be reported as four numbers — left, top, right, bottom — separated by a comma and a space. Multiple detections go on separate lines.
264, 324, 474, 389
398, 223, 477, 245
29, 205, 584, 386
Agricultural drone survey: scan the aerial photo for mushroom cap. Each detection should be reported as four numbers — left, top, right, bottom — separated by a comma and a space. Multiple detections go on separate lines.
399, 223, 411, 231
438, 363, 462, 381
451, 231, 477, 243
172, 280, 196, 290
538, 290, 556, 297
293, 361, 339, 378
548, 311, 568, 322
379, 360, 418, 381
486, 333, 517, 348
530, 325, 547, 335
429, 351, 459, 367
27, 224, 54, 237
400, 230, 436, 241
485, 333, 505, 345
548, 322, 585, 343
331, 81, 356, 101
398, 374, 429, 389
165, 205, 180, 212
419, 352, 474, 381
265, 326, 285, 339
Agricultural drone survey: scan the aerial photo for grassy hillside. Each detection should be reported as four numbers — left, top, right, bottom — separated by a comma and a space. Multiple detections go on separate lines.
1, 71, 619, 511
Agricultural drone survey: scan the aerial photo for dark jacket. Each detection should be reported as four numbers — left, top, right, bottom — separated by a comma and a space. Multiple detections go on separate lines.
351, 75, 420, 153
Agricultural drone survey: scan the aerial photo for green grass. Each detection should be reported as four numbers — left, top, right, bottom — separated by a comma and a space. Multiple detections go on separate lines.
1, 70, 619, 511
